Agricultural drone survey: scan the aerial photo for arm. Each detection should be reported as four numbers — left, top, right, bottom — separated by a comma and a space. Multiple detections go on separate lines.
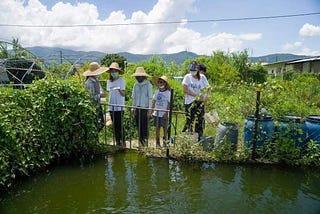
118, 89, 125, 97
163, 91, 171, 119
118, 78, 125, 97
148, 82, 153, 109
150, 100, 155, 118
183, 84, 197, 97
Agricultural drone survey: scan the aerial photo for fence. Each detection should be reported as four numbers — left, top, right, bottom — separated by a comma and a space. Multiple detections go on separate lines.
100, 102, 185, 149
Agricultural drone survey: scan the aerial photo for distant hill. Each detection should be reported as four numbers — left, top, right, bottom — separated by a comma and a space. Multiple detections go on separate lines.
26, 46, 310, 65
26, 46, 106, 64
249, 53, 310, 64
26, 47, 199, 65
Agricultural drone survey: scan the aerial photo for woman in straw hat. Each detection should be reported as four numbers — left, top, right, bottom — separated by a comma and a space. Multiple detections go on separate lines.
83, 62, 108, 132
151, 75, 171, 147
106, 62, 126, 147
131, 67, 153, 147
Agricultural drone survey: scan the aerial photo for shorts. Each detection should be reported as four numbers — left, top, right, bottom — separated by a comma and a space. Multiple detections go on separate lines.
153, 116, 167, 127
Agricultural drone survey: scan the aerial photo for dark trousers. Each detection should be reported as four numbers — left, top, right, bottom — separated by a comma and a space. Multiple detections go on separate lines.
97, 104, 105, 132
109, 111, 125, 146
183, 101, 205, 139
135, 109, 149, 146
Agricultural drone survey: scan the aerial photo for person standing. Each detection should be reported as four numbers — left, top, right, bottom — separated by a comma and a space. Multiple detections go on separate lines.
199, 63, 207, 75
131, 67, 153, 146
182, 61, 209, 140
83, 62, 108, 132
151, 76, 171, 147
106, 62, 125, 147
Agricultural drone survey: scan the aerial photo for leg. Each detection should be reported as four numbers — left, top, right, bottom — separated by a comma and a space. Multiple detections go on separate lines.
135, 109, 147, 146
140, 109, 149, 145
195, 102, 205, 140
111, 111, 124, 147
156, 126, 161, 147
163, 125, 167, 147
182, 103, 193, 132
97, 104, 105, 132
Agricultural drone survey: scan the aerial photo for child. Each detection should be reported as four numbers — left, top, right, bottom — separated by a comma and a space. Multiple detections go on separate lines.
151, 76, 171, 147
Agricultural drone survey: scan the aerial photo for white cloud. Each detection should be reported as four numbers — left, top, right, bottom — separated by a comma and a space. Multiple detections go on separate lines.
282, 42, 302, 51
297, 48, 320, 56
0, 0, 263, 56
282, 42, 320, 56
238, 33, 262, 41
299, 23, 320, 37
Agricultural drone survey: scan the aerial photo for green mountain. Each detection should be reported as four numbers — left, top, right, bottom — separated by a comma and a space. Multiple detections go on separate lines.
26, 46, 310, 65
26, 47, 198, 65
249, 53, 309, 63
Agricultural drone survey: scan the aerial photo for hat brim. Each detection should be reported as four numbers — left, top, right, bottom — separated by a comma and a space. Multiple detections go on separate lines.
83, 67, 108, 76
152, 76, 170, 89
107, 67, 124, 75
131, 73, 149, 77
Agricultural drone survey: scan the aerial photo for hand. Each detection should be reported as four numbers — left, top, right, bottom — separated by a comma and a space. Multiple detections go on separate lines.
130, 108, 135, 117
163, 113, 168, 120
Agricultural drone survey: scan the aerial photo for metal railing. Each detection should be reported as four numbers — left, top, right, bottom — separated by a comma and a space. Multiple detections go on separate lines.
100, 102, 185, 149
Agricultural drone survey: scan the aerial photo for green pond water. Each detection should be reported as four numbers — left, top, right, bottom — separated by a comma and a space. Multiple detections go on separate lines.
1, 151, 320, 213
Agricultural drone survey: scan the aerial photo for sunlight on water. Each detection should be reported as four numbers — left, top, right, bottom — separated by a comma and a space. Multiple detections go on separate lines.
1, 151, 320, 213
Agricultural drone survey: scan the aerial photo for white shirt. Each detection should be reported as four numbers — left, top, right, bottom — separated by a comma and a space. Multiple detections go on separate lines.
182, 74, 209, 104
106, 78, 125, 111
152, 89, 171, 117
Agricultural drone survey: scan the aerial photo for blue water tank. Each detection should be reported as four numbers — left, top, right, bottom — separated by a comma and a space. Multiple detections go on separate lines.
305, 115, 320, 145
276, 115, 308, 147
244, 115, 274, 148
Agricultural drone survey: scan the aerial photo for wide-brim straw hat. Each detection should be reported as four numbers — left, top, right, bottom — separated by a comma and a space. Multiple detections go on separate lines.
83, 62, 108, 76
107, 62, 124, 74
131, 67, 149, 77
152, 75, 171, 90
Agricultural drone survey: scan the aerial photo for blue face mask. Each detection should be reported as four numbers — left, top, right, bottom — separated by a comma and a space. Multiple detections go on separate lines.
111, 72, 119, 79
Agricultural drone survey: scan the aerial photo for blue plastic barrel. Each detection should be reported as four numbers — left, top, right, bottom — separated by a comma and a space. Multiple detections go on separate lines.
276, 115, 307, 147
244, 115, 274, 148
305, 115, 320, 145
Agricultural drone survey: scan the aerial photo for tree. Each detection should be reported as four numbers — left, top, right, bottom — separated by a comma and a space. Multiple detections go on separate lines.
247, 63, 268, 83
100, 54, 127, 70
0, 38, 32, 59
206, 51, 240, 85
0, 42, 9, 59
231, 50, 250, 82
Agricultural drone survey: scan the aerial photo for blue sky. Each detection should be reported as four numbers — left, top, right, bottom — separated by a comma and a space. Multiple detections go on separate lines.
1, 0, 319, 56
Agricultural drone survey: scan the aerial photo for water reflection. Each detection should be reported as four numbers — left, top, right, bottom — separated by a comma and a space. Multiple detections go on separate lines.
1, 152, 320, 213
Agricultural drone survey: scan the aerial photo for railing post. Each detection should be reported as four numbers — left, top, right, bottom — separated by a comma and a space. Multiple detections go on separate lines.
252, 88, 261, 160
167, 89, 174, 157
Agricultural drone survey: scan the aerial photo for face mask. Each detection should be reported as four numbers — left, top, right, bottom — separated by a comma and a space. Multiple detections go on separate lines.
136, 77, 145, 83
111, 72, 119, 79
190, 71, 197, 76
159, 85, 166, 90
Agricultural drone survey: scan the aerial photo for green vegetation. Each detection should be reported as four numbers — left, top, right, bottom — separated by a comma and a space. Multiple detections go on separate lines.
1, 48, 320, 191
0, 78, 105, 190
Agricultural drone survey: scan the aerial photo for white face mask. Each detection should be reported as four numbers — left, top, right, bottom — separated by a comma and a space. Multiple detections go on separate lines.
159, 85, 165, 89
190, 71, 197, 76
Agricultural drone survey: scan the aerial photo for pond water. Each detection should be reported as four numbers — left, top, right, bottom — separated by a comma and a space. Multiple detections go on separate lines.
1, 151, 320, 213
